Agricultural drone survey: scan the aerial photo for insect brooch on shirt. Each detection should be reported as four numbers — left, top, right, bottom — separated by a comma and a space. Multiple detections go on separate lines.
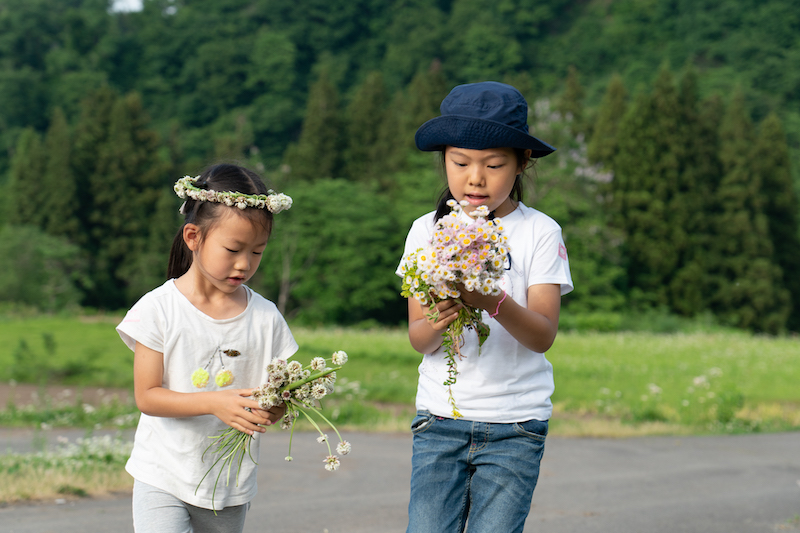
191, 347, 241, 388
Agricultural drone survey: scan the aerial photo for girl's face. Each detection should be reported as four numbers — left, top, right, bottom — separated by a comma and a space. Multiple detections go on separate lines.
186, 209, 269, 295
444, 146, 529, 218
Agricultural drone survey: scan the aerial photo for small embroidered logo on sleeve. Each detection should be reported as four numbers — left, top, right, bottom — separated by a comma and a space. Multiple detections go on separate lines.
558, 243, 567, 260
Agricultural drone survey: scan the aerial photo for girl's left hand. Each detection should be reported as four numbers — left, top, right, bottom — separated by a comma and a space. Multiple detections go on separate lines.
252, 402, 286, 426
457, 283, 503, 312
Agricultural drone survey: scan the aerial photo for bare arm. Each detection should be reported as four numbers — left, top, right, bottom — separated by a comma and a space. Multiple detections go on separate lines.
133, 342, 284, 435
407, 297, 465, 354
458, 284, 561, 353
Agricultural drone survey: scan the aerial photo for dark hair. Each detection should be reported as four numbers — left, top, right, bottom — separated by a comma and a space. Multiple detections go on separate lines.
433, 148, 533, 222
167, 163, 274, 279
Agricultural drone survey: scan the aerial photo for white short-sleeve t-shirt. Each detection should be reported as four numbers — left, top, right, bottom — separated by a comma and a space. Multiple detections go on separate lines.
397, 203, 573, 423
117, 280, 298, 510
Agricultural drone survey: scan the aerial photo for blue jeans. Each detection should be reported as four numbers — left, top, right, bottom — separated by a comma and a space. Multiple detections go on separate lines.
406, 410, 548, 533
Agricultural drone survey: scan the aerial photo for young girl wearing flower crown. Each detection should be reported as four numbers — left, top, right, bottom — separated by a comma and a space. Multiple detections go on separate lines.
397, 82, 574, 533
117, 163, 297, 532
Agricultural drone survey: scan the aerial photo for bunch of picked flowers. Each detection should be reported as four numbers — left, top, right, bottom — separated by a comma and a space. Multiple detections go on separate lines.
399, 200, 508, 418
197, 350, 351, 511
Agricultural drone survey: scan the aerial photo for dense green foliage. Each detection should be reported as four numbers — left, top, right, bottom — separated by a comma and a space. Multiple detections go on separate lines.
1, 0, 799, 331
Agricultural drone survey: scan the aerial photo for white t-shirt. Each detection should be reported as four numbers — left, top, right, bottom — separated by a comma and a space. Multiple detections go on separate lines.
397, 203, 573, 423
116, 280, 298, 510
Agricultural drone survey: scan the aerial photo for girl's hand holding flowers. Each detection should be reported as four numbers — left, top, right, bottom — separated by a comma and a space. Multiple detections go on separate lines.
425, 298, 463, 331
197, 350, 351, 511
208, 388, 272, 435
456, 283, 505, 315
400, 200, 509, 418
251, 404, 286, 427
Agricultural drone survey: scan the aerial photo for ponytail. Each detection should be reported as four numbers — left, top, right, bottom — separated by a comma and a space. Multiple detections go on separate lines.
167, 226, 193, 279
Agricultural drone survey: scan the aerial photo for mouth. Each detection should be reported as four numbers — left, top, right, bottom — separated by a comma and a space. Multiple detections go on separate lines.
228, 277, 245, 285
464, 194, 488, 206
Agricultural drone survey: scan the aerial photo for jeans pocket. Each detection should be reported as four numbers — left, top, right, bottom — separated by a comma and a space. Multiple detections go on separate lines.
513, 418, 548, 442
410, 411, 434, 435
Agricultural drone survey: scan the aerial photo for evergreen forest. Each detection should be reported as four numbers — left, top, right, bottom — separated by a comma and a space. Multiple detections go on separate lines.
2, 0, 799, 333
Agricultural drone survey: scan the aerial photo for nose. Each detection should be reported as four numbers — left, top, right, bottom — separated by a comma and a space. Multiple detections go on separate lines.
234, 253, 251, 272
467, 164, 485, 186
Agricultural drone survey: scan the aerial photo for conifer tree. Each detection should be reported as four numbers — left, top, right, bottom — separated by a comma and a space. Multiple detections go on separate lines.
377, 62, 448, 175
7, 128, 46, 228
557, 65, 585, 135
709, 90, 789, 332
42, 107, 80, 241
752, 112, 800, 331
342, 71, 388, 182
71, 85, 117, 248
587, 74, 627, 167
75, 88, 164, 308
282, 67, 342, 182
667, 68, 720, 315
404, 62, 448, 135
611, 65, 683, 307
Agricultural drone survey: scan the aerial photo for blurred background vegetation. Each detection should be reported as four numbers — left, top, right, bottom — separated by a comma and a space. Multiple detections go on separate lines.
1, 0, 799, 335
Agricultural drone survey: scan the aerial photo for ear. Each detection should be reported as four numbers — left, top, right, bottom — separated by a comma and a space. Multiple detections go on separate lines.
519, 149, 533, 173
183, 223, 202, 252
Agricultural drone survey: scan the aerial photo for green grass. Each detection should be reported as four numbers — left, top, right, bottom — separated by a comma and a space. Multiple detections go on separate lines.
1, 315, 799, 435
548, 332, 800, 434
1, 316, 798, 503
0, 315, 133, 387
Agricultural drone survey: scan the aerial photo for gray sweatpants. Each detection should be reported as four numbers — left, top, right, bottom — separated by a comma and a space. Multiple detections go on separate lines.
132, 480, 249, 533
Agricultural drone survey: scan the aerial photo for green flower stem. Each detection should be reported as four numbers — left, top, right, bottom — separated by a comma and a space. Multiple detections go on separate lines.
306, 405, 343, 443
285, 404, 298, 459
283, 365, 342, 392
298, 407, 333, 456
196, 427, 259, 514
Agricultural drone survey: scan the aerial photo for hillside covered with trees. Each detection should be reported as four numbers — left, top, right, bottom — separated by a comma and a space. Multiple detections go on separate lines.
1, 0, 799, 332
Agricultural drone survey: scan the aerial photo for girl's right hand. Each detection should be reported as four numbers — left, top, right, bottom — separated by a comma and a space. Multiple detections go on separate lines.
211, 388, 270, 435
425, 298, 463, 331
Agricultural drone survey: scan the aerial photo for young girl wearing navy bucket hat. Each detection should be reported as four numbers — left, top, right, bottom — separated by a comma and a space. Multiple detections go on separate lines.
397, 81, 573, 533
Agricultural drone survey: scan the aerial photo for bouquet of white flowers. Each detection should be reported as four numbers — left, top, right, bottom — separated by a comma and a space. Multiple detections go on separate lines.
198, 350, 351, 511
399, 200, 508, 418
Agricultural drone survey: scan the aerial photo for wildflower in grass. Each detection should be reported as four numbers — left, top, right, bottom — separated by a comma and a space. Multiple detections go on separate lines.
198, 351, 351, 511
647, 383, 662, 395
399, 200, 508, 418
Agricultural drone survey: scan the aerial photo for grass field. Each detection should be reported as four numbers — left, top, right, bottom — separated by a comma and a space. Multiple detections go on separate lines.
1, 316, 799, 435
1, 315, 798, 503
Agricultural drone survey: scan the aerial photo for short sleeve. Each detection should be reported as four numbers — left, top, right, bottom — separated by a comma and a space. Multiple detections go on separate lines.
529, 228, 574, 296
396, 212, 435, 277
116, 295, 165, 353
271, 313, 299, 362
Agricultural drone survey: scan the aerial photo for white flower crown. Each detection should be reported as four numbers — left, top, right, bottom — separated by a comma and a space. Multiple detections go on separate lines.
174, 175, 292, 214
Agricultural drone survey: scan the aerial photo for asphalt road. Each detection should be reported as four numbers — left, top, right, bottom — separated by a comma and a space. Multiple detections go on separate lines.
1, 429, 799, 533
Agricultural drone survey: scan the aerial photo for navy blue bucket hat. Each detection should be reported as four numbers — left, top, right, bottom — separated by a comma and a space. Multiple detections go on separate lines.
415, 81, 556, 157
